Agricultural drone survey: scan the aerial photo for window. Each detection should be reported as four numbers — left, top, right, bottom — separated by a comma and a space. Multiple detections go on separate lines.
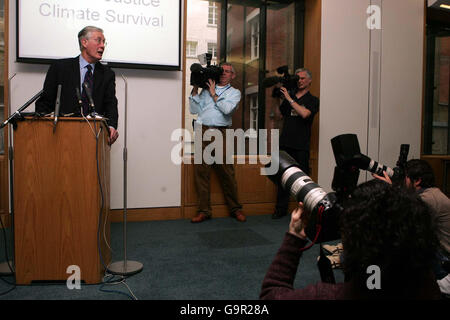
186, 41, 198, 58
249, 94, 258, 138
207, 42, 217, 59
424, 32, 450, 155
208, 1, 218, 26
249, 17, 260, 61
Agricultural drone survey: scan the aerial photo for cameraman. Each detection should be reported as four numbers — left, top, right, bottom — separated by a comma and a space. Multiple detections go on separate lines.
272, 68, 319, 219
188, 62, 246, 223
260, 180, 441, 299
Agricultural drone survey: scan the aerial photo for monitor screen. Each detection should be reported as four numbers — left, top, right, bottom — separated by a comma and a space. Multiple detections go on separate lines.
17, 0, 181, 70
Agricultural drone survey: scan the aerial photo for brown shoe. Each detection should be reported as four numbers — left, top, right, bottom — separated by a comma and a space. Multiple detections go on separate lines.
191, 213, 210, 223
233, 210, 246, 222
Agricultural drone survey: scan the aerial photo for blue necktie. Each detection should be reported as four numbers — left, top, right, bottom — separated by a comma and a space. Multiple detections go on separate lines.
82, 65, 93, 116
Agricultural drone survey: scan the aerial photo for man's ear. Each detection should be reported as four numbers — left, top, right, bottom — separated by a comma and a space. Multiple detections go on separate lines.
414, 178, 422, 189
81, 38, 88, 50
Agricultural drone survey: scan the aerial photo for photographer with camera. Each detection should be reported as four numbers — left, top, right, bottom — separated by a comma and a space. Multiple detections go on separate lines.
373, 159, 450, 295
188, 62, 246, 223
272, 68, 319, 219
260, 179, 441, 299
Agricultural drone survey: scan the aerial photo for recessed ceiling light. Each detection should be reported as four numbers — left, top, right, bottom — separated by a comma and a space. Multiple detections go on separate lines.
440, 4, 450, 9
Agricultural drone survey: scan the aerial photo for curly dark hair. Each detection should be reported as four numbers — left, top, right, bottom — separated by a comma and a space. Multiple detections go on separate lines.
340, 179, 439, 298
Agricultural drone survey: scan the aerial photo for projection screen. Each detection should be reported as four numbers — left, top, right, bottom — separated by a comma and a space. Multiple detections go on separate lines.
17, 0, 181, 70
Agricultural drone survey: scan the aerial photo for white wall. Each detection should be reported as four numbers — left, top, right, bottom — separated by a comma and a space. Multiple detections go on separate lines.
8, 0, 183, 209
318, 0, 424, 191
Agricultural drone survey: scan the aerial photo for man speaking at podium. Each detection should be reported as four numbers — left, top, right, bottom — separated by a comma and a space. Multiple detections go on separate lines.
35, 26, 119, 145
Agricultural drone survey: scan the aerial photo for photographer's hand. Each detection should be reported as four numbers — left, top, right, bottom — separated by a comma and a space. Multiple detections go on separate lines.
289, 203, 308, 240
372, 171, 393, 185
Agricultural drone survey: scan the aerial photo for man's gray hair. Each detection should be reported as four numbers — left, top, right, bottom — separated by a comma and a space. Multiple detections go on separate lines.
295, 68, 312, 79
78, 26, 104, 50
219, 62, 235, 74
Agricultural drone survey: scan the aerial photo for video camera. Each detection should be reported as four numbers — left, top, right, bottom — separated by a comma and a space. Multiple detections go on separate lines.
262, 65, 299, 98
190, 53, 223, 89
265, 133, 410, 244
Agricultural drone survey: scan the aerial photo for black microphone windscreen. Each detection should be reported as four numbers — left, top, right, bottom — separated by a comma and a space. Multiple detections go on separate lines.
276, 65, 289, 75
83, 82, 95, 107
190, 63, 203, 72
262, 76, 281, 88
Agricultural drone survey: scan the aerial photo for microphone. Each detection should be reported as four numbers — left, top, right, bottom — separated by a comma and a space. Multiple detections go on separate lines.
53, 84, 62, 131
82, 82, 95, 115
75, 87, 83, 115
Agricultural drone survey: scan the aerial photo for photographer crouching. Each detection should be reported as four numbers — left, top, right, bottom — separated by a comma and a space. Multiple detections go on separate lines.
260, 179, 442, 299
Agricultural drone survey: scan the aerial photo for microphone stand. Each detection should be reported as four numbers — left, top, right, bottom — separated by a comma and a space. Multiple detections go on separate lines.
107, 75, 143, 276
0, 89, 43, 130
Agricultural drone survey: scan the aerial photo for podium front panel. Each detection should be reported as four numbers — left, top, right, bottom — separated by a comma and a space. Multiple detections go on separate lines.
13, 118, 111, 284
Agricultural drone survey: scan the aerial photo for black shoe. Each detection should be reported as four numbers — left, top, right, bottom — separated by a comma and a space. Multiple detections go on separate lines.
271, 211, 287, 219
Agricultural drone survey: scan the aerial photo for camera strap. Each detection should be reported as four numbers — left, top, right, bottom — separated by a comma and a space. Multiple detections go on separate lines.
299, 206, 324, 252
215, 84, 231, 97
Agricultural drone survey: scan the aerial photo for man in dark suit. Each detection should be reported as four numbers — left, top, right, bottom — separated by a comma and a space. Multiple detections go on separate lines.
36, 26, 119, 144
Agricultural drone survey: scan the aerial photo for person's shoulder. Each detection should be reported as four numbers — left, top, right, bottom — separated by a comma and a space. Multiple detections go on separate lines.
229, 85, 241, 96
50, 57, 78, 67
421, 187, 450, 209
96, 61, 116, 76
307, 91, 319, 103
230, 85, 240, 92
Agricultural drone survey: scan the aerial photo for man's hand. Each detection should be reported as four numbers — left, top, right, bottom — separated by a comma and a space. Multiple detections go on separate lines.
280, 87, 292, 101
207, 79, 216, 97
372, 171, 393, 185
109, 127, 119, 145
289, 202, 308, 240
191, 85, 200, 97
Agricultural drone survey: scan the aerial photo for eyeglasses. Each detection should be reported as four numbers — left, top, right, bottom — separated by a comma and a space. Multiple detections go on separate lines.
90, 37, 107, 46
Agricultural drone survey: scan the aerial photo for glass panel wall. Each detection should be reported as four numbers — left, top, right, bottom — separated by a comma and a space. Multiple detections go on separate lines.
184, 0, 299, 155
184, 0, 222, 154
424, 28, 450, 155
264, 2, 295, 152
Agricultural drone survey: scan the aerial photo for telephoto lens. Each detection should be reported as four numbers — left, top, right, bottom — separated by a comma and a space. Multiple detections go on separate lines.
265, 151, 341, 243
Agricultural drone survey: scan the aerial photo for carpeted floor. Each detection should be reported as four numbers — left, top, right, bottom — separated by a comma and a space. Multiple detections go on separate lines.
0, 214, 344, 300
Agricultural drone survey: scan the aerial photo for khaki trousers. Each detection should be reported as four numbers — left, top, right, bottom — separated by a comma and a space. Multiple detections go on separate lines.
193, 126, 242, 217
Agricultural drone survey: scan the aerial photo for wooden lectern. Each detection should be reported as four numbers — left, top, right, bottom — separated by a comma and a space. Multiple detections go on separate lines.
13, 117, 111, 284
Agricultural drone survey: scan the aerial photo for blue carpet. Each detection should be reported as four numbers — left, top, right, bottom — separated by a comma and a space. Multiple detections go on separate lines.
0, 214, 344, 300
